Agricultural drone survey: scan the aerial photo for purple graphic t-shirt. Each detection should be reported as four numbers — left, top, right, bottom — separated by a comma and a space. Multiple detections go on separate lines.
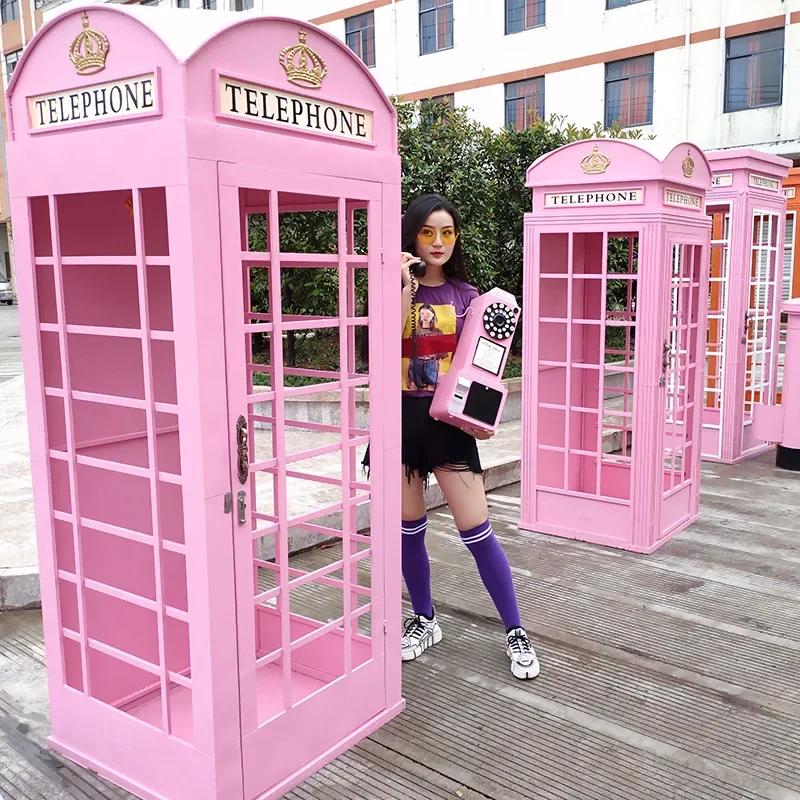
402, 278, 479, 397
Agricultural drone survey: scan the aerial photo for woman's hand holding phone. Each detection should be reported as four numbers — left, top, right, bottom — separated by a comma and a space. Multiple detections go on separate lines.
401, 252, 426, 289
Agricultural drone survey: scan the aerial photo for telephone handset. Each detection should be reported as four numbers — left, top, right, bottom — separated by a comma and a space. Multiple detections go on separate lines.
430, 288, 520, 432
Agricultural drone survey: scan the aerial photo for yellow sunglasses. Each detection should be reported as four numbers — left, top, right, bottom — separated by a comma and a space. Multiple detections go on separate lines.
417, 226, 459, 246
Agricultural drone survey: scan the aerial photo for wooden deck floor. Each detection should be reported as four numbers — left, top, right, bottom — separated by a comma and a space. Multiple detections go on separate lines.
2, 451, 800, 799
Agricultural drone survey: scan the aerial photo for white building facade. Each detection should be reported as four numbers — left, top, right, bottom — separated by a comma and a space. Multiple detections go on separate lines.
35, 0, 800, 160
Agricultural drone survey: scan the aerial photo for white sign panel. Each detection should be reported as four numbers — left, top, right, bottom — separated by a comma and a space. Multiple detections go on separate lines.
472, 337, 506, 376
664, 189, 703, 210
712, 174, 733, 187
28, 73, 158, 131
219, 75, 373, 143
749, 174, 780, 192
544, 189, 644, 208
783, 187, 796, 199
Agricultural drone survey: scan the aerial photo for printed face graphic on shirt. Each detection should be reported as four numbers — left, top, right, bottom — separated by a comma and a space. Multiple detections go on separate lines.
403, 302, 457, 392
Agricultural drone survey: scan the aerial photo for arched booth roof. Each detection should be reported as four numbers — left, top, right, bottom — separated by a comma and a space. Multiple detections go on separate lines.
6, 4, 397, 193
526, 138, 713, 191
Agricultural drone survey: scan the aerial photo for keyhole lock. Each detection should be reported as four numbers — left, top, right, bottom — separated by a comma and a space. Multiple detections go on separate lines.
237, 491, 246, 525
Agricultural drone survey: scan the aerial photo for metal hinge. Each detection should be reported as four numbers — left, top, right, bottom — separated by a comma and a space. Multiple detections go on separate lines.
224, 492, 232, 514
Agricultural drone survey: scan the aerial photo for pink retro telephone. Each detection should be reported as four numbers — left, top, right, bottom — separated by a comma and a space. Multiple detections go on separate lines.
429, 288, 520, 432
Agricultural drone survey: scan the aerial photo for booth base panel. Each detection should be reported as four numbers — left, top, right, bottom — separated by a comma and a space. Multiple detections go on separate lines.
250, 700, 406, 800
49, 694, 405, 800
521, 482, 697, 554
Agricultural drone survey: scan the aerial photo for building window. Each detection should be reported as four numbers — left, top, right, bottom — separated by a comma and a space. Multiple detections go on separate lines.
234, 0, 253, 10
605, 55, 654, 128
725, 28, 784, 113
345, 11, 376, 68
421, 93, 454, 122
177, 0, 189, 7
505, 0, 545, 34
422, 93, 454, 106
203, 0, 216, 8
0, 0, 19, 24
139, 0, 159, 5
420, 0, 453, 55
505, 78, 544, 130
4, 49, 21, 79
606, 0, 648, 8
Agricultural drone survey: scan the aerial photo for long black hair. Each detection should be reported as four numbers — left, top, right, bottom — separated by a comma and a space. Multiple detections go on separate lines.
402, 194, 469, 282
359, 195, 468, 366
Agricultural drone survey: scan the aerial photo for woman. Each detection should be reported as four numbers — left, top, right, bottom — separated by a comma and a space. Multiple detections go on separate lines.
369, 194, 540, 680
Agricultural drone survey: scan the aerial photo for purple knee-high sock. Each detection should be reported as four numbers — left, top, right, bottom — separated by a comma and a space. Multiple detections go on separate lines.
402, 516, 434, 619
460, 520, 522, 631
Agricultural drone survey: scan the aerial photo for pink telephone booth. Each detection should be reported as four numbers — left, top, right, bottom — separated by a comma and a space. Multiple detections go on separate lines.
702, 150, 790, 463
520, 140, 712, 553
6, 7, 402, 800
752, 297, 800, 471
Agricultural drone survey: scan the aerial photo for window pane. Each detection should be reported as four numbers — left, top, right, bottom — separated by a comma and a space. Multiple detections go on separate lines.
725, 57, 750, 112
628, 74, 652, 125
506, 0, 524, 33
728, 28, 784, 59
420, 0, 437, 9
346, 11, 370, 33
754, 48, 783, 106
605, 79, 626, 127
420, 10, 437, 54
527, 0, 545, 26
607, 0, 648, 8
437, 5, 453, 49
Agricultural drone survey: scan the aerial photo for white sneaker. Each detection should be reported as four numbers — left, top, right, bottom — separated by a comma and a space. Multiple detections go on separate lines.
506, 627, 540, 679
401, 613, 443, 661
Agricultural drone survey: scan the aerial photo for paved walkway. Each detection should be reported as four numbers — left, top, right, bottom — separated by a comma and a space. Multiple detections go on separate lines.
1, 451, 799, 799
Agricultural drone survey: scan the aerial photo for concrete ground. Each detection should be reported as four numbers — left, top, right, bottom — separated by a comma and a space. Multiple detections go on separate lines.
1, 451, 800, 799
0, 303, 22, 385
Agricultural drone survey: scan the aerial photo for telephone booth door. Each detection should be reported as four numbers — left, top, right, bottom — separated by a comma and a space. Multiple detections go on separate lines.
219, 163, 387, 797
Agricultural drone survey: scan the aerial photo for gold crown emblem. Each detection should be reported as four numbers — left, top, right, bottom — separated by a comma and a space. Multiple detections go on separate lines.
580, 145, 611, 175
69, 12, 109, 76
279, 30, 327, 89
682, 150, 695, 178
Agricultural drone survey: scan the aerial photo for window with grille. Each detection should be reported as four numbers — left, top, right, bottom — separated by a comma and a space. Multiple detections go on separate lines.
4, 49, 22, 80
505, 0, 545, 34
420, 0, 454, 55
505, 78, 544, 130
346, 11, 376, 68
725, 28, 784, 113
202, 0, 216, 8
605, 55, 653, 128
0, 0, 20, 24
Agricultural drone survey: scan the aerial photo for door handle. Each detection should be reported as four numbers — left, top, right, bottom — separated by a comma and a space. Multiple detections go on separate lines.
236, 415, 249, 485
237, 491, 247, 525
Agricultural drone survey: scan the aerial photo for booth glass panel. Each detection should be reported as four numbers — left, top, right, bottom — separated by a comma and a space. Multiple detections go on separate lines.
29, 188, 192, 743
223, 178, 383, 744
743, 212, 779, 426
536, 232, 638, 501
663, 243, 702, 496
703, 211, 730, 458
